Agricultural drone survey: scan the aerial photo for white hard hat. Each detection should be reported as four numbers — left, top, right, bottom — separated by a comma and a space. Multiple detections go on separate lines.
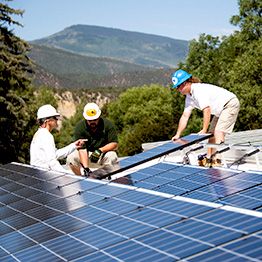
83, 102, 101, 120
37, 104, 60, 120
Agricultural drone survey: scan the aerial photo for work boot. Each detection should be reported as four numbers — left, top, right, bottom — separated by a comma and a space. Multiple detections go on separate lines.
204, 158, 213, 168
211, 159, 222, 167
198, 154, 206, 166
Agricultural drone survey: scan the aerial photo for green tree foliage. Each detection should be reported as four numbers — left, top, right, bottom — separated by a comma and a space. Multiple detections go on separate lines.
0, 0, 34, 164
181, 0, 262, 131
230, 0, 262, 40
184, 34, 222, 84
106, 84, 182, 156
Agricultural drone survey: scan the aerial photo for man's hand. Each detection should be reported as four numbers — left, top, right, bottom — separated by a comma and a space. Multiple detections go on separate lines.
172, 134, 180, 141
198, 129, 207, 134
90, 149, 102, 163
75, 139, 87, 150
80, 166, 93, 177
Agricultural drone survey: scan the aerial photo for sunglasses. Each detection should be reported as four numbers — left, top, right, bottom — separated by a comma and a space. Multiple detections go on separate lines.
49, 116, 59, 121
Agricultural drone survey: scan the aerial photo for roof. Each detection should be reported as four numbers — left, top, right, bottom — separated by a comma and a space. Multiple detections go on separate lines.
0, 131, 261, 261
142, 129, 262, 172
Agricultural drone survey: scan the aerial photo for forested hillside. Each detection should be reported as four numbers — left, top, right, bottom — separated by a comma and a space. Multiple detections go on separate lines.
29, 44, 174, 88
32, 24, 189, 68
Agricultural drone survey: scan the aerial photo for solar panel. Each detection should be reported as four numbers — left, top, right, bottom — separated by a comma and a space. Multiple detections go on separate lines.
92, 133, 212, 179
113, 162, 262, 211
0, 161, 261, 261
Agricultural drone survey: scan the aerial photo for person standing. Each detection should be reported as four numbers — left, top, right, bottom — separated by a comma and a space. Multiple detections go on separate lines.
30, 104, 86, 173
67, 102, 118, 177
170, 69, 240, 167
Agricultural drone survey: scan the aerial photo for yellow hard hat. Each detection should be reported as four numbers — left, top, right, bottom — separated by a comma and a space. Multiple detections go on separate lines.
83, 103, 101, 120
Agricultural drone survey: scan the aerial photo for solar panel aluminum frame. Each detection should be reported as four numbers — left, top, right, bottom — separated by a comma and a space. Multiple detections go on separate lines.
94, 133, 213, 180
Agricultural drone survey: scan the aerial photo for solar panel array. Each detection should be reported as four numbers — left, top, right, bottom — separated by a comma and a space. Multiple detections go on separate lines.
113, 162, 262, 211
93, 133, 212, 179
0, 162, 261, 261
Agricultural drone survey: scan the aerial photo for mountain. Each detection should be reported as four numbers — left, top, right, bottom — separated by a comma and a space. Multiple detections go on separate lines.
31, 24, 189, 68
29, 44, 173, 89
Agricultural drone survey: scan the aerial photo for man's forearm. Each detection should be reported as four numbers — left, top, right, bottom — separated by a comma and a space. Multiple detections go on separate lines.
78, 149, 89, 167
202, 107, 211, 132
100, 142, 118, 153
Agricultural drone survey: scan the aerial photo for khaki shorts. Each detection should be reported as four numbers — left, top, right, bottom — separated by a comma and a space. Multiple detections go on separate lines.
66, 150, 118, 169
209, 97, 240, 134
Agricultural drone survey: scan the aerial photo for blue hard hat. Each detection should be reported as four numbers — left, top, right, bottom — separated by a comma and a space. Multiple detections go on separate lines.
171, 69, 192, 88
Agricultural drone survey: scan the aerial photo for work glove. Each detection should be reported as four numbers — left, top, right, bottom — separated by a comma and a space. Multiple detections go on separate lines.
90, 149, 102, 163
80, 166, 93, 177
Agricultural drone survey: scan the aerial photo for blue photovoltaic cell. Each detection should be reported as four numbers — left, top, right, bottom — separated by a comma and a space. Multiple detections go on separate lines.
88, 183, 128, 197
10, 187, 42, 198
217, 185, 262, 210
71, 225, 127, 248
149, 198, 212, 218
166, 219, 242, 246
97, 216, 155, 238
73, 251, 121, 262
188, 248, 245, 261
92, 198, 139, 215
20, 223, 64, 243
0, 152, 262, 262
194, 209, 262, 234
222, 235, 262, 260
125, 206, 183, 227
44, 197, 86, 212
0, 231, 36, 254
25, 205, 62, 221
134, 229, 211, 259
9, 199, 41, 212
0, 221, 14, 236
104, 239, 177, 261
115, 189, 165, 206
44, 213, 90, 233
188, 236, 262, 262
0, 205, 18, 220
67, 191, 107, 205
43, 235, 96, 261
14, 245, 62, 262
47, 185, 82, 198
154, 183, 188, 195
69, 205, 116, 224
2, 212, 38, 230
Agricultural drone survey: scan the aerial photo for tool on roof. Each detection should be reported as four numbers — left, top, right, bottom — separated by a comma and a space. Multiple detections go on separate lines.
183, 145, 204, 164
228, 148, 260, 168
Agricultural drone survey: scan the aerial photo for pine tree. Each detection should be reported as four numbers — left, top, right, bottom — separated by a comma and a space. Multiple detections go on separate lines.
0, 0, 34, 164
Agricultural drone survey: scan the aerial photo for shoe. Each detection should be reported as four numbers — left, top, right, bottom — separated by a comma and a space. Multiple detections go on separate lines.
198, 156, 211, 167
198, 154, 206, 166
211, 159, 222, 167
198, 156, 222, 168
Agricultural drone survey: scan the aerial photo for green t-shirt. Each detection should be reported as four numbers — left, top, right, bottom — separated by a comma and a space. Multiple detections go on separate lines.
74, 117, 118, 152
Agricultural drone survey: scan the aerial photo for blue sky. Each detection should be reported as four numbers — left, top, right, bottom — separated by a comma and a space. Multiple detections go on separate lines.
9, 0, 239, 41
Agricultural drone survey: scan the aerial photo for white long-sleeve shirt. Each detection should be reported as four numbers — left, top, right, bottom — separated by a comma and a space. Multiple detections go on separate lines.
30, 128, 76, 172
185, 83, 236, 117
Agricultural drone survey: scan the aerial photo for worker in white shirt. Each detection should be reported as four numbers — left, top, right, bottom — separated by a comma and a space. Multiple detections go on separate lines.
30, 104, 86, 173
171, 69, 240, 167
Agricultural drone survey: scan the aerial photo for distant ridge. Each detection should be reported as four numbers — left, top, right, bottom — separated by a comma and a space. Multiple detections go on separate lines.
30, 44, 175, 89
31, 24, 189, 68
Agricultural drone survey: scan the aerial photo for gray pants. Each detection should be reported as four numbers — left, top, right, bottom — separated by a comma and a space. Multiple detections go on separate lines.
66, 150, 118, 169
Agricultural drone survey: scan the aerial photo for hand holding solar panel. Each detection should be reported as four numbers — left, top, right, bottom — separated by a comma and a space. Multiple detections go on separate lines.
92, 133, 212, 180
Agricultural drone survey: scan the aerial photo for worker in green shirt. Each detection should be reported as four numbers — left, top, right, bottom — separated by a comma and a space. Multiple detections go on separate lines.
67, 102, 118, 177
